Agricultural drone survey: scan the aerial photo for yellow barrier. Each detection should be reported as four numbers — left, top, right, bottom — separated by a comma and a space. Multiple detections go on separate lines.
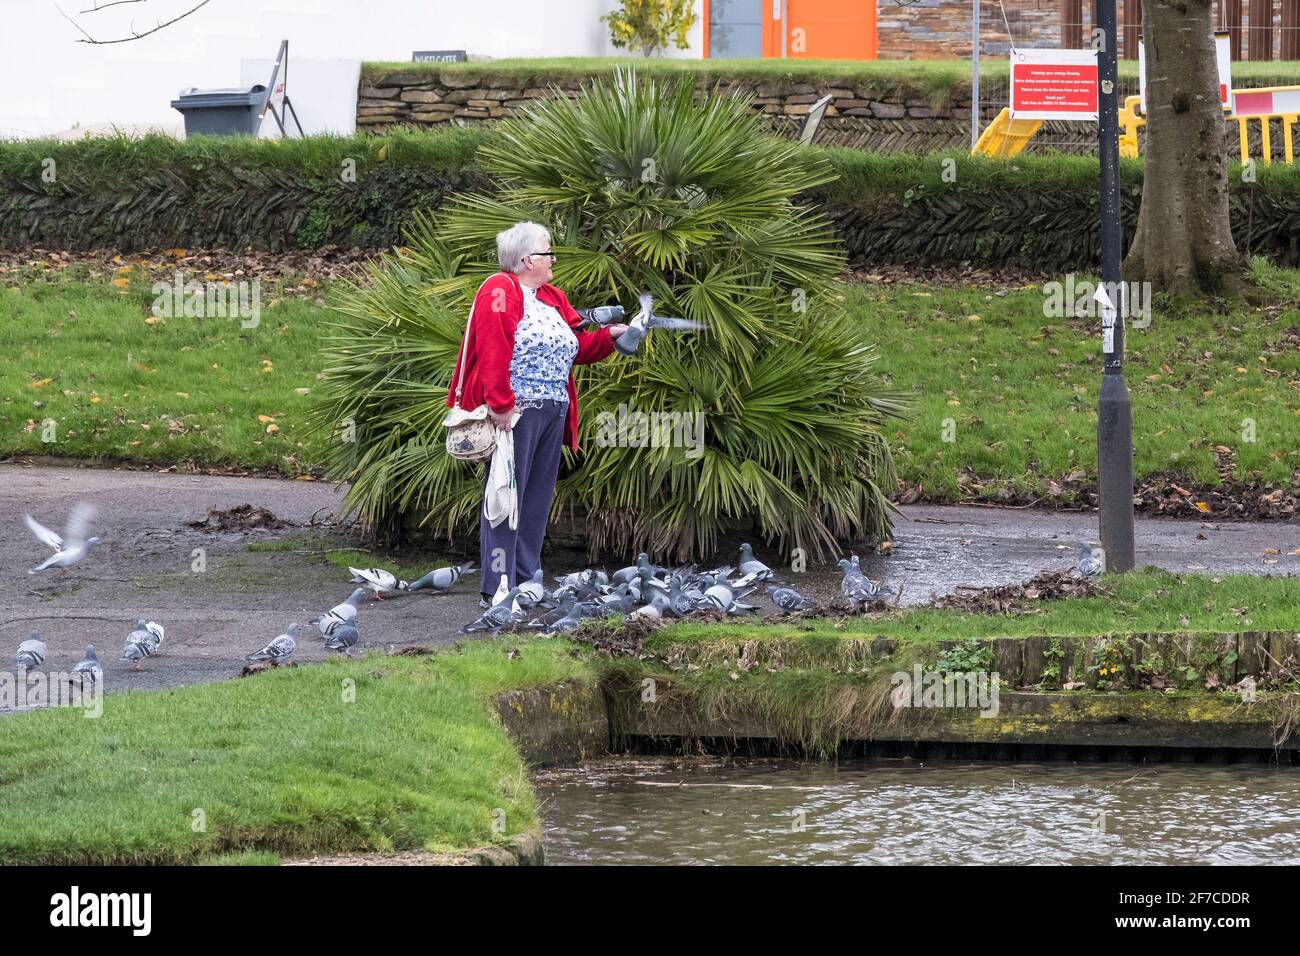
971, 107, 1044, 158
978, 89, 1300, 165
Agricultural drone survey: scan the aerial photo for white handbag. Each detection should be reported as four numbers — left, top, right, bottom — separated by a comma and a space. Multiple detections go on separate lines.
443, 276, 501, 463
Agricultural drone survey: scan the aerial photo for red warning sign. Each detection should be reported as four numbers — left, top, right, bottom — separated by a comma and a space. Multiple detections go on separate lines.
1009, 49, 1099, 121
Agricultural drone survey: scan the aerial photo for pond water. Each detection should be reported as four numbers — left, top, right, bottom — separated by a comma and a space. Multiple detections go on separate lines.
536, 757, 1300, 865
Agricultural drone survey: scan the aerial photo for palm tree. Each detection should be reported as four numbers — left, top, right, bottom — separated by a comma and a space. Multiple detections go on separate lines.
314, 69, 907, 561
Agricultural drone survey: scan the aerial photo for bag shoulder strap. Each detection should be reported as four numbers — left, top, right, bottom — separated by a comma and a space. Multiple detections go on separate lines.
454, 272, 513, 405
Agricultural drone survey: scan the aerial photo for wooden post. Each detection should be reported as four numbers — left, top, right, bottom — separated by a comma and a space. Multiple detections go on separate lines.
1122, 0, 1143, 58
1221, 0, 1244, 59
1247, 0, 1274, 59
1062, 0, 1085, 47
1281, 0, 1300, 59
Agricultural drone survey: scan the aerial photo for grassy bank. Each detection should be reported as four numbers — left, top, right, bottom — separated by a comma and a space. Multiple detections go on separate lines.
0, 639, 592, 864
2, 568, 1295, 863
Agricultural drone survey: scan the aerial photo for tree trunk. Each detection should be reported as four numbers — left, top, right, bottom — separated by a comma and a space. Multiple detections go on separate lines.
1123, 0, 1243, 296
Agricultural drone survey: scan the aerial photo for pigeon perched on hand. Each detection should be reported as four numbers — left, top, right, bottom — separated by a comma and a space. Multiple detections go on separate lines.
16, 633, 47, 671
407, 563, 477, 592
314, 588, 366, 636
247, 624, 299, 663
348, 567, 408, 600
24, 502, 101, 574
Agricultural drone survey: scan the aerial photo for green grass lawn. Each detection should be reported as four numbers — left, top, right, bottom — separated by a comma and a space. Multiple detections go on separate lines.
2, 273, 327, 472
865, 260, 1300, 501
6, 263, 1298, 502
0, 639, 591, 864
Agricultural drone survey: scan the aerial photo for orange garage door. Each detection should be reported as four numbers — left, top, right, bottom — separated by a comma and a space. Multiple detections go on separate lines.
760, 0, 878, 60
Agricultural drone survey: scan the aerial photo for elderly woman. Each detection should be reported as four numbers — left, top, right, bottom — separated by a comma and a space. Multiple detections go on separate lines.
446, 221, 628, 606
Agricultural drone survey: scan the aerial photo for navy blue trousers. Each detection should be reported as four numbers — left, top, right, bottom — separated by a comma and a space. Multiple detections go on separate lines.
479, 399, 567, 600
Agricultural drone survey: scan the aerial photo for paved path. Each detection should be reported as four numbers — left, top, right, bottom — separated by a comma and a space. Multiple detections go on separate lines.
1, 463, 1295, 703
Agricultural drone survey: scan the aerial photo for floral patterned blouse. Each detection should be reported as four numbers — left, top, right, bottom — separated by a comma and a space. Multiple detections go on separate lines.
510, 284, 578, 406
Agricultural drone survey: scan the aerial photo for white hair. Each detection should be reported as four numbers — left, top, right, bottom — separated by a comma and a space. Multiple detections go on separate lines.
496, 221, 551, 274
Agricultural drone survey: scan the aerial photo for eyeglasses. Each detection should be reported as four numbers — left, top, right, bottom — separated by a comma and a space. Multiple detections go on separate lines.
526, 251, 558, 262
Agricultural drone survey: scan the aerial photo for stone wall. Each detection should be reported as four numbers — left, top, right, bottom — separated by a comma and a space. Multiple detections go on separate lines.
876, 0, 1062, 60
357, 70, 1142, 154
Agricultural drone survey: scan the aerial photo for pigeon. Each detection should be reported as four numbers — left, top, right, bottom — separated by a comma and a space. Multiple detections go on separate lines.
667, 577, 696, 618
574, 304, 625, 329
738, 543, 775, 582
1078, 543, 1104, 578
837, 558, 880, 610
246, 624, 299, 663
323, 623, 359, 655
766, 583, 818, 614
348, 567, 408, 599
611, 293, 706, 357
313, 588, 366, 636
71, 644, 102, 687
407, 563, 477, 592
122, 619, 164, 670
514, 569, 549, 609
631, 594, 671, 620
16, 633, 47, 671
543, 595, 583, 633
24, 502, 101, 574
490, 573, 513, 606
464, 587, 524, 633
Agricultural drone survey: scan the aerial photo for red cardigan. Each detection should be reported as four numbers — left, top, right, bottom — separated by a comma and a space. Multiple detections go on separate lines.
446, 271, 615, 452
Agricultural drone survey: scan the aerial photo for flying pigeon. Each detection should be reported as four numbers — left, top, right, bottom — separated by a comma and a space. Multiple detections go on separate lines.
313, 588, 366, 636
766, 583, 818, 614
323, 622, 359, 655
407, 563, 477, 592
71, 644, 103, 687
1078, 543, 1104, 578
16, 633, 47, 670
122, 619, 164, 670
610, 293, 706, 357
246, 624, 299, 663
24, 502, 101, 574
348, 567, 408, 599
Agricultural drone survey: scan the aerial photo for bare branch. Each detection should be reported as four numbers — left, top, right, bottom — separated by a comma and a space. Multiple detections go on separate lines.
78, 0, 148, 14
60, 0, 214, 44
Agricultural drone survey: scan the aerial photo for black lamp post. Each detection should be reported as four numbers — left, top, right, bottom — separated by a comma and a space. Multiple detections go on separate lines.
1096, 0, 1136, 573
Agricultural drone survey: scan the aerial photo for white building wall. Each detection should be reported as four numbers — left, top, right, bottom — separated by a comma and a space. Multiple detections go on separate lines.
0, 0, 705, 139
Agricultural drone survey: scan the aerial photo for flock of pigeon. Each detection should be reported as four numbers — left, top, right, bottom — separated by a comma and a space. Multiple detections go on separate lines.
14, 494, 1108, 689
14, 500, 889, 679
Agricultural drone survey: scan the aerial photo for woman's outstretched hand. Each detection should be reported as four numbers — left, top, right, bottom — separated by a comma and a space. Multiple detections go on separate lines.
607, 323, 629, 339
489, 405, 518, 431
